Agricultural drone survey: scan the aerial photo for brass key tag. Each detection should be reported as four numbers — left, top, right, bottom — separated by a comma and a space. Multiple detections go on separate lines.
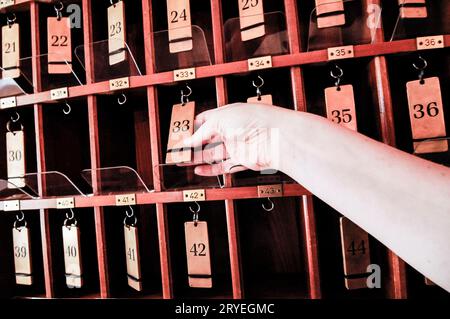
62, 225, 83, 288
238, 0, 265, 41
6, 130, 26, 188
247, 94, 273, 105
124, 225, 142, 291
108, 0, 127, 65
406, 77, 447, 153
315, 0, 345, 29
325, 84, 357, 131
47, 17, 72, 74
167, 0, 192, 53
166, 101, 195, 164
2, 22, 20, 79
398, 0, 427, 19
340, 217, 371, 290
13, 226, 33, 285
185, 221, 212, 288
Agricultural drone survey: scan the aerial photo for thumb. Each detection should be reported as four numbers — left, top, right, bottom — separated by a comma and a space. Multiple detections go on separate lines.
183, 119, 218, 148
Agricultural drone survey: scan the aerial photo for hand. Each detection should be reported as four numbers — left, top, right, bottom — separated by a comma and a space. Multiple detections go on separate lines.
182, 103, 292, 176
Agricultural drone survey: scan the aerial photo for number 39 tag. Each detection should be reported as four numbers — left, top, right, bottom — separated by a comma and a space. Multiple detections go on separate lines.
185, 221, 212, 288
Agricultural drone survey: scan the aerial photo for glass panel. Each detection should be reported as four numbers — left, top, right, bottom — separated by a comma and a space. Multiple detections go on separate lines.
23, 171, 87, 197
389, 0, 450, 41
307, 0, 379, 51
80, 166, 152, 195
0, 179, 37, 201
0, 57, 34, 94
151, 25, 212, 72
413, 137, 450, 167
224, 11, 289, 62
74, 39, 143, 83
0, 77, 26, 98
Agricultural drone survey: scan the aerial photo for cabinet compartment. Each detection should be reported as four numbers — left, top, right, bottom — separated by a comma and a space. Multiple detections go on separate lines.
166, 201, 233, 298
235, 197, 307, 298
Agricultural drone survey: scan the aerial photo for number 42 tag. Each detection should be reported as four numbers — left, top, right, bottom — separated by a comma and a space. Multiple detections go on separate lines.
185, 221, 212, 288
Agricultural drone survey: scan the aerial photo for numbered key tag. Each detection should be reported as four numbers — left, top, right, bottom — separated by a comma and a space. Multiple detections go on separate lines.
325, 84, 357, 131
247, 94, 273, 105
406, 77, 447, 153
62, 225, 83, 288
13, 226, 33, 285
398, 0, 427, 19
47, 17, 72, 74
340, 217, 371, 290
6, 129, 26, 188
167, 0, 192, 53
166, 101, 195, 164
2, 22, 20, 79
108, 0, 127, 65
124, 224, 142, 291
238, 0, 265, 41
185, 221, 212, 288
315, 0, 345, 29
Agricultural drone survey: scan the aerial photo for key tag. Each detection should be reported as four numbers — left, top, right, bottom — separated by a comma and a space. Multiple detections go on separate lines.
247, 75, 273, 105
407, 56, 447, 154
166, 84, 195, 164
315, 0, 346, 29
123, 206, 143, 291
108, 0, 127, 65
12, 212, 33, 285
184, 202, 212, 288
398, 0, 427, 19
47, 2, 72, 74
324, 64, 357, 131
167, 0, 193, 53
2, 13, 21, 79
62, 209, 83, 288
6, 114, 26, 188
238, 0, 265, 41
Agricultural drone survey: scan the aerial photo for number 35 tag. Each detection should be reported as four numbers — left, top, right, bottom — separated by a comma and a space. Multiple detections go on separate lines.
324, 84, 357, 131
185, 221, 212, 288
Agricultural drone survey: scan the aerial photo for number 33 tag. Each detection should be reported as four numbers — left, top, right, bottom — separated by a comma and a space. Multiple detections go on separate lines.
166, 101, 195, 164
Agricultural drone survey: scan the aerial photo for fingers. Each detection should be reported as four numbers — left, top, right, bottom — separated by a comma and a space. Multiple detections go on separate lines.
194, 160, 248, 176
184, 118, 218, 148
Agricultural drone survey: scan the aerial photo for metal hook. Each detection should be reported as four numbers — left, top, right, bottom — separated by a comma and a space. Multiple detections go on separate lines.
189, 201, 201, 226
124, 206, 137, 227
65, 208, 75, 221
6, 120, 23, 134
117, 93, 127, 105
125, 205, 134, 218
54, 2, 64, 19
11, 111, 20, 123
413, 55, 428, 71
330, 64, 343, 88
63, 102, 71, 115
252, 75, 264, 99
16, 211, 25, 222
14, 213, 27, 230
7, 13, 16, 27
262, 197, 274, 212
64, 217, 78, 228
180, 84, 192, 106
110, 0, 120, 6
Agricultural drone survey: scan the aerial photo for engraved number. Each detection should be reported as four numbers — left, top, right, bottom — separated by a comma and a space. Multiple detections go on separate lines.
190, 243, 206, 256
109, 21, 122, 37
347, 240, 366, 256
172, 120, 190, 133
413, 102, 439, 119
8, 150, 22, 162
127, 247, 135, 261
51, 35, 68, 47
14, 246, 27, 258
170, 9, 187, 23
4, 42, 16, 53
242, 0, 259, 10
66, 245, 77, 258
331, 109, 353, 124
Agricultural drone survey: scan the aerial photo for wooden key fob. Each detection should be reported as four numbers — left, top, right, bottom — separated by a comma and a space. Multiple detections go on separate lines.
166, 101, 195, 164
238, 0, 265, 41
6, 129, 26, 188
325, 84, 357, 131
315, 0, 345, 29
2, 22, 20, 78
185, 221, 212, 288
47, 17, 72, 74
62, 224, 83, 288
167, 0, 193, 53
13, 225, 33, 285
406, 77, 447, 153
108, 0, 127, 65
124, 224, 143, 291
340, 217, 371, 289
398, 0, 427, 19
